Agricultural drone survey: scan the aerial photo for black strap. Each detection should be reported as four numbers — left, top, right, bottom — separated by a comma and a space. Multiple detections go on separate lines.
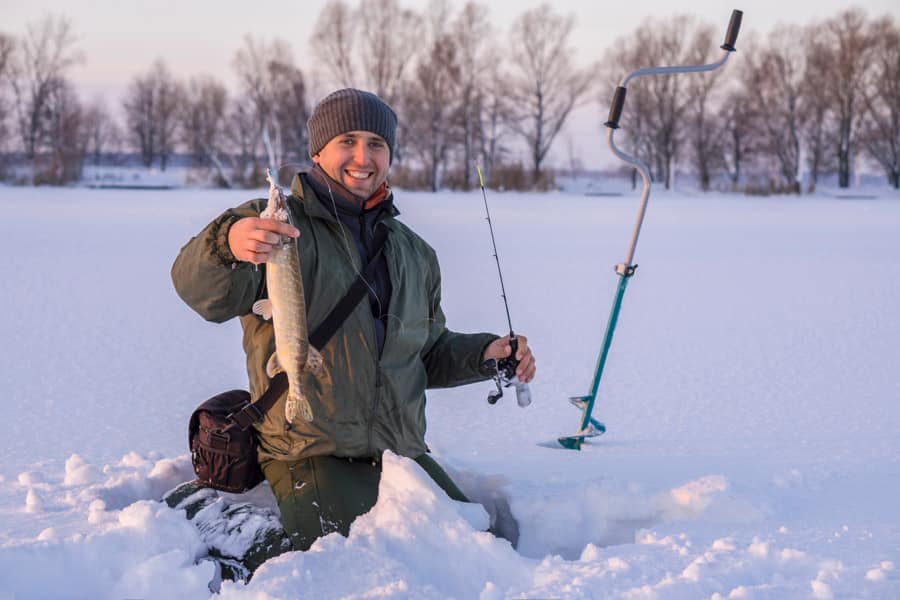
229, 225, 390, 430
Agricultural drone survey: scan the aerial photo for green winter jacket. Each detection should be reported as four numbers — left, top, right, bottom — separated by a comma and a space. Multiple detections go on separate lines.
172, 172, 497, 462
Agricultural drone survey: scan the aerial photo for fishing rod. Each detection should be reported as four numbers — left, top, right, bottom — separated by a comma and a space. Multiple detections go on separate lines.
477, 164, 531, 408
558, 9, 743, 450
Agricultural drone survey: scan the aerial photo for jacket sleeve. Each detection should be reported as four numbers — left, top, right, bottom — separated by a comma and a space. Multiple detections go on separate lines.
171, 199, 267, 323
421, 253, 498, 389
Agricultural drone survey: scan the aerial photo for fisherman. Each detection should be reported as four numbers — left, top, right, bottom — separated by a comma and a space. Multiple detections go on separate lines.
172, 88, 535, 552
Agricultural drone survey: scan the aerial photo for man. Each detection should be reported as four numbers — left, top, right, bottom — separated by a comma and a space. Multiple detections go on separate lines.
172, 88, 535, 552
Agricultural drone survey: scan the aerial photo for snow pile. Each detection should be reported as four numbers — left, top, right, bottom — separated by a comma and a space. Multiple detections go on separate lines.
1, 185, 899, 598
1, 454, 211, 599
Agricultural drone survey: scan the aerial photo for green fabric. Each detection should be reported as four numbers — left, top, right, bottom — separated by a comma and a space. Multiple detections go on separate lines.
413, 454, 469, 502
172, 172, 497, 463
263, 454, 469, 551
262, 456, 380, 551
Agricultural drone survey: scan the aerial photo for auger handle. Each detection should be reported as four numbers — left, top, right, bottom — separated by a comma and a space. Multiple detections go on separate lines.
721, 9, 743, 51
604, 86, 627, 130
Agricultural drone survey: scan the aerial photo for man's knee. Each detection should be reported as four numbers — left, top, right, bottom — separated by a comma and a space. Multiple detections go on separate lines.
262, 455, 382, 552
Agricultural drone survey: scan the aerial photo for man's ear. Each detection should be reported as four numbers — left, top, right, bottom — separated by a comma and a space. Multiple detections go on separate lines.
311, 154, 320, 164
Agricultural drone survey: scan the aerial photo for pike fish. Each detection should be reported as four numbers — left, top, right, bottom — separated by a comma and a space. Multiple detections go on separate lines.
252, 171, 323, 423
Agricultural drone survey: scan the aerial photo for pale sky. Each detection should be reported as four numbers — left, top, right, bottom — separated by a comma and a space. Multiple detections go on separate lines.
3, 0, 898, 169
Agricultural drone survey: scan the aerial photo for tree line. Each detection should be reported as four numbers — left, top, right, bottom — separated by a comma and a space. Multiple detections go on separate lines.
0, 2, 897, 191
608, 8, 900, 192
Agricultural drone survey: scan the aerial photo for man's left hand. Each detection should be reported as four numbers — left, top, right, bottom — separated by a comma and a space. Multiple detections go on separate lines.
483, 334, 536, 383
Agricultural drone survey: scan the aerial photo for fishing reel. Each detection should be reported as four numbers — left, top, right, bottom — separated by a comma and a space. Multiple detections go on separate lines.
484, 337, 532, 408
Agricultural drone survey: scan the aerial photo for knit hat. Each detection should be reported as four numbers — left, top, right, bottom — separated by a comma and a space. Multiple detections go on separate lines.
307, 89, 398, 163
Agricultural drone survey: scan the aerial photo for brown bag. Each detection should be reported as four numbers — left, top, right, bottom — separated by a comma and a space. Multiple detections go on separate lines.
189, 389, 264, 493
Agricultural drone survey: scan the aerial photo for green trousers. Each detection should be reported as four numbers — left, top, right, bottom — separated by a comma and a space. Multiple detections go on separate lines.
262, 453, 469, 552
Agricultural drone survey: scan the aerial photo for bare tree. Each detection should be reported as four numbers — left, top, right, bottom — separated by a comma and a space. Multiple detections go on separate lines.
507, 4, 592, 187
474, 58, 513, 182
801, 29, 837, 192
8, 15, 82, 169
357, 0, 422, 105
223, 99, 261, 186
234, 36, 285, 170
860, 16, 900, 188
269, 61, 310, 167
181, 76, 231, 186
123, 74, 156, 167
123, 60, 183, 170
155, 62, 183, 171
311, 0, 357, 88
0, 33, 12, 81
686, 66, 725, 191
402, 0, 461, 191
0, 33, 15, 159
233, 37, 309, 172
718, 88, 759, 191
81, 97, 121, 165
39, 76, 85, 184
815, 9, 877, 188
743, 26, 806, 193
451, 1, 492, 189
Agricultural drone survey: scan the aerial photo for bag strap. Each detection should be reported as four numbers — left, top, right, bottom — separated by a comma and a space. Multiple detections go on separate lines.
229, 224, 389, 430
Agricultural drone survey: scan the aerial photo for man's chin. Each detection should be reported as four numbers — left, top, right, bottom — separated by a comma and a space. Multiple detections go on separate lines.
342, 178, 374, 197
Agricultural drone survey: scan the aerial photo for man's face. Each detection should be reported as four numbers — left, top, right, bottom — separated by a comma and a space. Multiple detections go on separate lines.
312, 130, 390, 199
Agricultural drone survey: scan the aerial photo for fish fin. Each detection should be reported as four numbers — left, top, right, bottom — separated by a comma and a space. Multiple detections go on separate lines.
298, 395, 314, 422
252, 299, 273, 320
306, 347, 324, 375
266, 352, 283, 378
285, 391, 314, 423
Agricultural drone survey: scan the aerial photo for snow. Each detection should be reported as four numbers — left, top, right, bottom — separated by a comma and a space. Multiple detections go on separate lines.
1, 183, 899, 598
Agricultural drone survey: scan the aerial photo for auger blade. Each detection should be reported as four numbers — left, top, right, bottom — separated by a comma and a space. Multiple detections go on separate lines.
558, 398, 606, 450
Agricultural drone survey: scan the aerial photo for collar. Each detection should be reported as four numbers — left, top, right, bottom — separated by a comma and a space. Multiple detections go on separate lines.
307, 165, 390, 212
290, 168, 399, 222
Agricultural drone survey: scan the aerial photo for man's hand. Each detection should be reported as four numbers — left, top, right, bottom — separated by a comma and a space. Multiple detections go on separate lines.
228, 217, 300, 264
482, 334, 536, 383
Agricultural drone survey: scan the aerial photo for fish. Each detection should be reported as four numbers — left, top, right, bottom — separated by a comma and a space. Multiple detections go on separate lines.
252, 170, 323, 423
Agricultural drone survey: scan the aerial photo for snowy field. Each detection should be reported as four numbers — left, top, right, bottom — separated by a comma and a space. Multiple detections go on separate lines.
1, 182, 899, 599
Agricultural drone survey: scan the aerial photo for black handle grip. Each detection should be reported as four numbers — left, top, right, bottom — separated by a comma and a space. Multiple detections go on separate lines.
497, 336, 519, 380
604, 86, 627, 129
721, 9, 743, 51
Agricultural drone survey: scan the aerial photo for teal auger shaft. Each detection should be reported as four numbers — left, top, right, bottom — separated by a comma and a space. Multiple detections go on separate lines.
580, 273, 630, 430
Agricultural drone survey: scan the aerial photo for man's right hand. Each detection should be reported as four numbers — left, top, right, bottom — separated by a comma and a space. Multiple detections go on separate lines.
227, 217, 300, 264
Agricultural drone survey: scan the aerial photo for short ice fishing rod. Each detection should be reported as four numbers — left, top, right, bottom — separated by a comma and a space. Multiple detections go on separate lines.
477, 165, 531, 408
558, 9, 743, 450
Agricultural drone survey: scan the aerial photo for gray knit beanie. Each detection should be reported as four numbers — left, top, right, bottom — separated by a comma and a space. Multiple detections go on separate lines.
307, 88, 398, 163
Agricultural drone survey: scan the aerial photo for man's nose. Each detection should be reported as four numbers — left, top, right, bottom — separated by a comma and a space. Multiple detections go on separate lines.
352, 143, 369, 164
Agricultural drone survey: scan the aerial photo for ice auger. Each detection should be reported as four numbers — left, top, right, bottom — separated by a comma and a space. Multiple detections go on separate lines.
559, 9, 743, 450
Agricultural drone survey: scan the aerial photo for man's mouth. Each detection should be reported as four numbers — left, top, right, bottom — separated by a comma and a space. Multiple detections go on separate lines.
346, 170, 372, 180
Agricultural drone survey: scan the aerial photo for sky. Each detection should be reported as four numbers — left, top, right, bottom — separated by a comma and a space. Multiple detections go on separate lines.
2, 0, 899, 169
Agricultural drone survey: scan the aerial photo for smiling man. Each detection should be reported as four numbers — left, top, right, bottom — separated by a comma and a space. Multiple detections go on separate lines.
172, 88, 535, 556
